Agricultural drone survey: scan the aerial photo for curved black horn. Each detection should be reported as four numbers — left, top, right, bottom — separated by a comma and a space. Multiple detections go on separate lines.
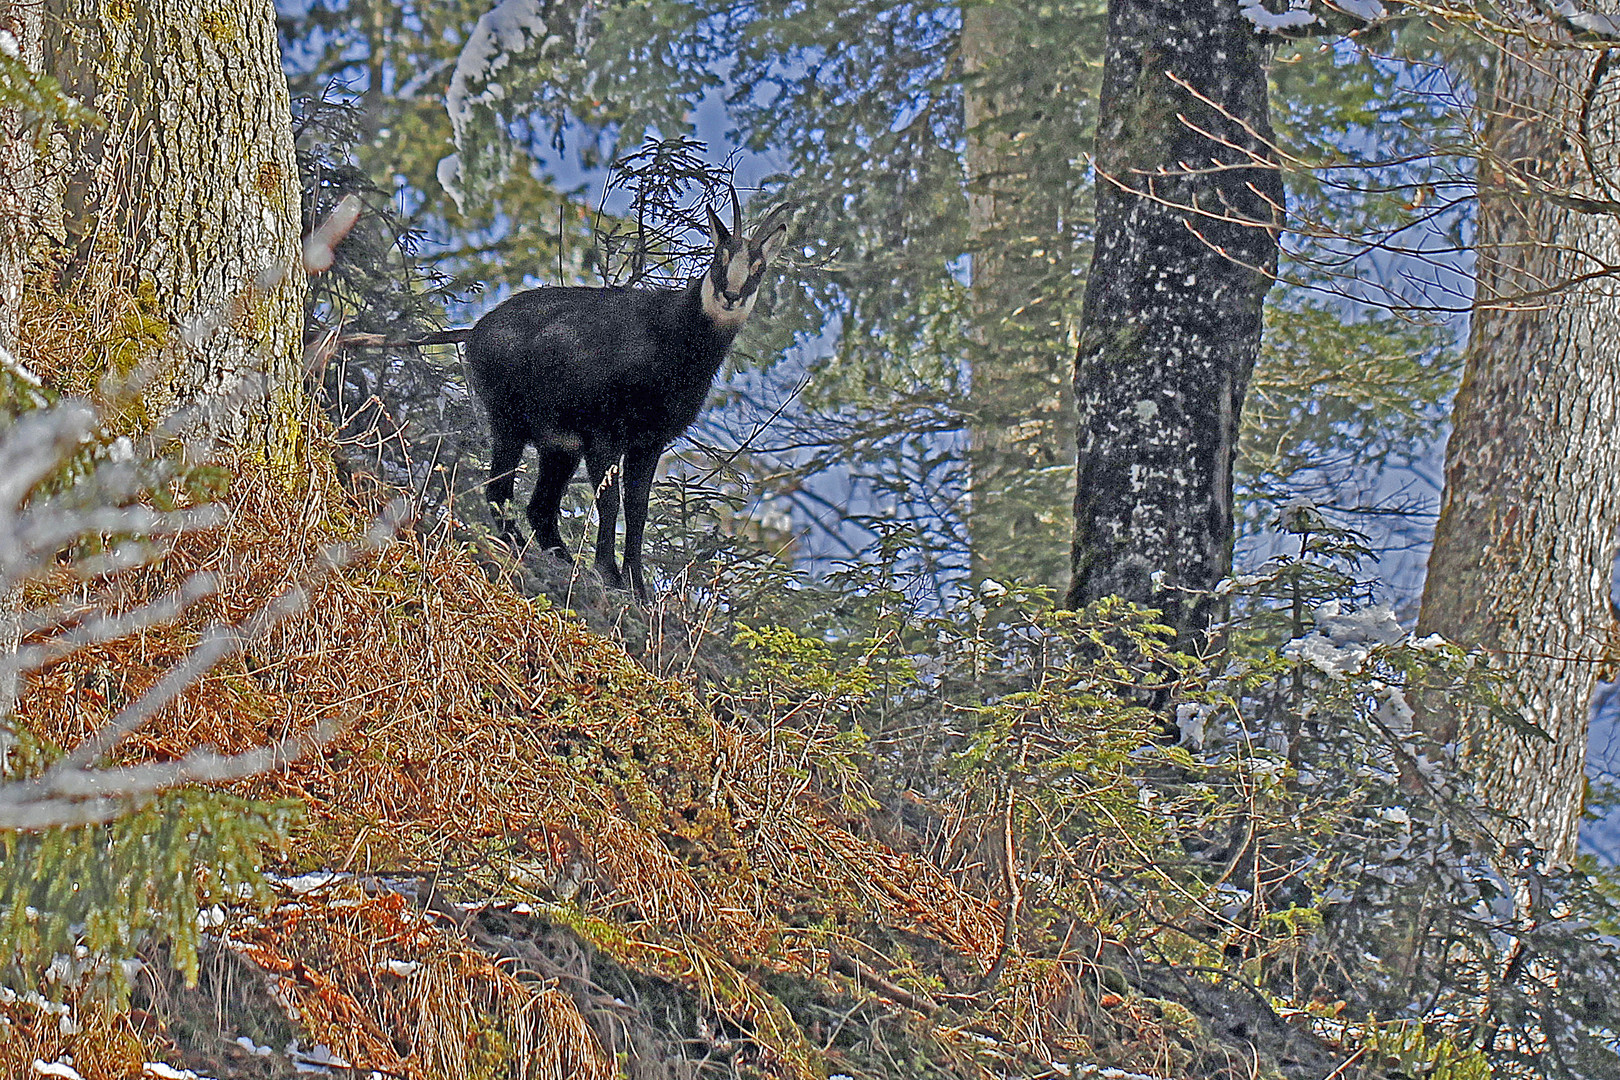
729, 185, 743, 235
750, 202, 793, 239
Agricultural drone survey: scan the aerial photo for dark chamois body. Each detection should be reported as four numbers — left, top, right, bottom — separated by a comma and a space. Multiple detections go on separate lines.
468, 194, 788, 599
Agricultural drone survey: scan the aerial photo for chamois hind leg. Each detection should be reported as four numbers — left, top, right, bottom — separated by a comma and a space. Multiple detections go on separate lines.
486, 431, 527, 545
527, 446, 580, 558
620, 447, 661, 603
583, 441, 627, 590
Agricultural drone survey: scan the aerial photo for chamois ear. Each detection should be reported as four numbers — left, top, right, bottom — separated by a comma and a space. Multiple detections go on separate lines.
705, 203, 730, 245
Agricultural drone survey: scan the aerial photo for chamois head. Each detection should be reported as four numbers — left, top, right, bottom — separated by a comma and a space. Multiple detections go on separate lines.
701, 188, 789, 331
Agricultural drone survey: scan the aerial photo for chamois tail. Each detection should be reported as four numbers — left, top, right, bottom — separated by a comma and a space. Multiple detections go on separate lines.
337, 328, 473, 349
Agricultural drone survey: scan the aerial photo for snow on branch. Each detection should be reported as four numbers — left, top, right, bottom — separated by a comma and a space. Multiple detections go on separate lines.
439, 0, 558, 211
1238, 0, 1620, 40
1237, 0, 1386, 34
1539, 0, 1620, 39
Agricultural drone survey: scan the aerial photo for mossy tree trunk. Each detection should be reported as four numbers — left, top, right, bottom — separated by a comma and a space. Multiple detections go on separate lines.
961, 0, 1076, 592
1066, 0, 1282, 644
44, 0, 306, 465
0, 0, 45, 356
1416, 30, 1620, 865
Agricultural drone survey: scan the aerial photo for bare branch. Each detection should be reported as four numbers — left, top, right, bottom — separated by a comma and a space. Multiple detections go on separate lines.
0, 394, 413, 831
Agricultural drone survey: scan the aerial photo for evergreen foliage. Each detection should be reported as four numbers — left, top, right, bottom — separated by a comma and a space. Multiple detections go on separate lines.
713, 507, 1620, 1078
0, 33, 95, 129
280, 0, 1464, 603
6, 3, 1617, 1077
0, 383, 296, 1011
0, 794, 292, 1002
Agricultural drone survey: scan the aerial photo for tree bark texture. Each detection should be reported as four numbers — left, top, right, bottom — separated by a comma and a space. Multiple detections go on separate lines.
961, 0, 1076, 592
44, 0, 306, 464
0, 0, 45, 355
1066, 0, 1282, 644
1417, 29, 1620, 864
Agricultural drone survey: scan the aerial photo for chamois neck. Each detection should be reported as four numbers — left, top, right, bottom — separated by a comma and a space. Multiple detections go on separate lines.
644, 280, 739, 378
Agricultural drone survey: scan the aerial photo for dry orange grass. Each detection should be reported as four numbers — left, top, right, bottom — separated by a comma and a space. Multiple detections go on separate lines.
231, 883, 613, 1080
17, 452, 1029, 1078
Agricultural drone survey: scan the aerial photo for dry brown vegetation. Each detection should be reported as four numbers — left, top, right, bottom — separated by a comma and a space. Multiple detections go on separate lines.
7, 431, 1228, 1078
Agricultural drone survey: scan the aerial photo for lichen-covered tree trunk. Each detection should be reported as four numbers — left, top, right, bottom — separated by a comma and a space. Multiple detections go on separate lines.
961, 0, 1075, 592
1066, 0, 1281, 644
1416, 33, 1620, 865
0, 0, 44, 355
44, 0, 306, 465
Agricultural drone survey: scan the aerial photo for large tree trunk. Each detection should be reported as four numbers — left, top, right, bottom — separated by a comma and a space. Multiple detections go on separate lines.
961, 0, 1075, 592
1065, 0, 1281, 644
43, 0, 306, 464
0, 0, 45, 356
1416, 30, 1620, 865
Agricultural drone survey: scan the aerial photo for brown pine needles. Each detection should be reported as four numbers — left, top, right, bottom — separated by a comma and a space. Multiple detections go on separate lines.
13, 449, 1097, 1079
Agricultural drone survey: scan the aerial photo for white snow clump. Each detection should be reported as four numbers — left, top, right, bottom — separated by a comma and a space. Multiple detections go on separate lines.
1175, 700, 1214, 750
440, 0, 553, 210
1283, 600, 1404, 679
1239, 0, 1318, 33
1545, 0, 1620, 38
1327, 0, 1386, 21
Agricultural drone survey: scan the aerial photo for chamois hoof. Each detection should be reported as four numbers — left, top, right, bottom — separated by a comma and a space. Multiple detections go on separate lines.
594, 559, 627, 592
536, 542, 572, 566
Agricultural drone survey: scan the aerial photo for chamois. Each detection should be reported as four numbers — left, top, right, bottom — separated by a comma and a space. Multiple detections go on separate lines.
467, 190, 789, 600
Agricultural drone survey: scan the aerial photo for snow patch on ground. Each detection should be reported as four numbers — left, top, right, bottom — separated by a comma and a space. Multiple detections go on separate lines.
143, 1064, 217, 1080
270, 871, 349, 895
289, 1040, 352, 1073
235, 1035, 275, 1057
33, 1062, 84, 1080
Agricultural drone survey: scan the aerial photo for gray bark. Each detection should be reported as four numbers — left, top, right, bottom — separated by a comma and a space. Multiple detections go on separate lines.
44, 0, 306, 463
1417, 29, 1620, 865
1066, 0, 1282, 644
0, 0, 44, 355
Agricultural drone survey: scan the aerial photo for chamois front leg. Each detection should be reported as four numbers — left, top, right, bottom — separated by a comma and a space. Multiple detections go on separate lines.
584, 441, 627, 591
621, 447, 661, 603
486, 432, 527, 546
527, 446, 581, 557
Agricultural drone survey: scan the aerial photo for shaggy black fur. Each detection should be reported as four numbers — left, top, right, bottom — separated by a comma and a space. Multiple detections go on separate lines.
468, 200, 788, 600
